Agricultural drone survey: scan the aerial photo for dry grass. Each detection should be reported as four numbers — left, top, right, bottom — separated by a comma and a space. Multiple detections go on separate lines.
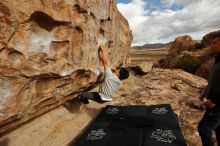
130, 48, 169, 66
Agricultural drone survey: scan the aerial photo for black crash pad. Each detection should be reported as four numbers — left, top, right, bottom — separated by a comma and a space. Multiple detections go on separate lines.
145, 104, 180, 128
73, 104, 187, 146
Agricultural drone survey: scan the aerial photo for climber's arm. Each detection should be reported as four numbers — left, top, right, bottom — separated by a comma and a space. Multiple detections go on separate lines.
99, 44, 108, 71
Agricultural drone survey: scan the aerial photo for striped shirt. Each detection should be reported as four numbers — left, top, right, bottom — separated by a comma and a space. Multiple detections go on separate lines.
99, 68, 122, 101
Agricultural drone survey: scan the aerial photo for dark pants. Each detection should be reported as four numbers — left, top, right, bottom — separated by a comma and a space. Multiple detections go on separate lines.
80, 92, 107, 104
198, 105, 220, 146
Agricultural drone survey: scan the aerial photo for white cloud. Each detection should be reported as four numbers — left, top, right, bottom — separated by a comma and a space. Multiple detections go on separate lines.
161, 0, 200, 6
117, 0, 148, 31
117, 0, 220, 46
174, 0, 200, 5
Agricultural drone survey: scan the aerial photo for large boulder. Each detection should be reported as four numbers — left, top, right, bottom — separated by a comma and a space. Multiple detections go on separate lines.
0, 0, 132, 134
158, 35, 200, 69
157, 30, 220, 79
169, 35, 198, 57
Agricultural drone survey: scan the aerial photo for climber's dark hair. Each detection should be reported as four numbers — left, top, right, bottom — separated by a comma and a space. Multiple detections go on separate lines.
118, 67, 129, 80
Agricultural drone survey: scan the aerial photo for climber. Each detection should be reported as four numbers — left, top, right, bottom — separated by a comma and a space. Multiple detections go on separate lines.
198, 31, 220, 146
79, 43, 129, 104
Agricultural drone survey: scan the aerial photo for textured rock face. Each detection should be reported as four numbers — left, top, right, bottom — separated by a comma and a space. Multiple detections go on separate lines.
0, 0, 132, 134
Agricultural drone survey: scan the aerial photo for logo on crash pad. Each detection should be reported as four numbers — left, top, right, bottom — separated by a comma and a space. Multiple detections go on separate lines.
152, 107, 168, 114
87, 129, 106, 141
151, 129, 176, 143
106, 107, 119, 114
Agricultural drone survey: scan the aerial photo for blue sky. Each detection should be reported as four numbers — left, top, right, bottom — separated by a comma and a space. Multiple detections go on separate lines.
117, 0, 184, 13
116, 0, 220, 46
117, 0, 131, 3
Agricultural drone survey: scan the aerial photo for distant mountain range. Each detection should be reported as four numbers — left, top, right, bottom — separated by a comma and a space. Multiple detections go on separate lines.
133, 42, 173, 49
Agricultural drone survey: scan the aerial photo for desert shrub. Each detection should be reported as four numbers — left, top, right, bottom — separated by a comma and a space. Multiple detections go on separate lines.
176, 55, 202, 74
